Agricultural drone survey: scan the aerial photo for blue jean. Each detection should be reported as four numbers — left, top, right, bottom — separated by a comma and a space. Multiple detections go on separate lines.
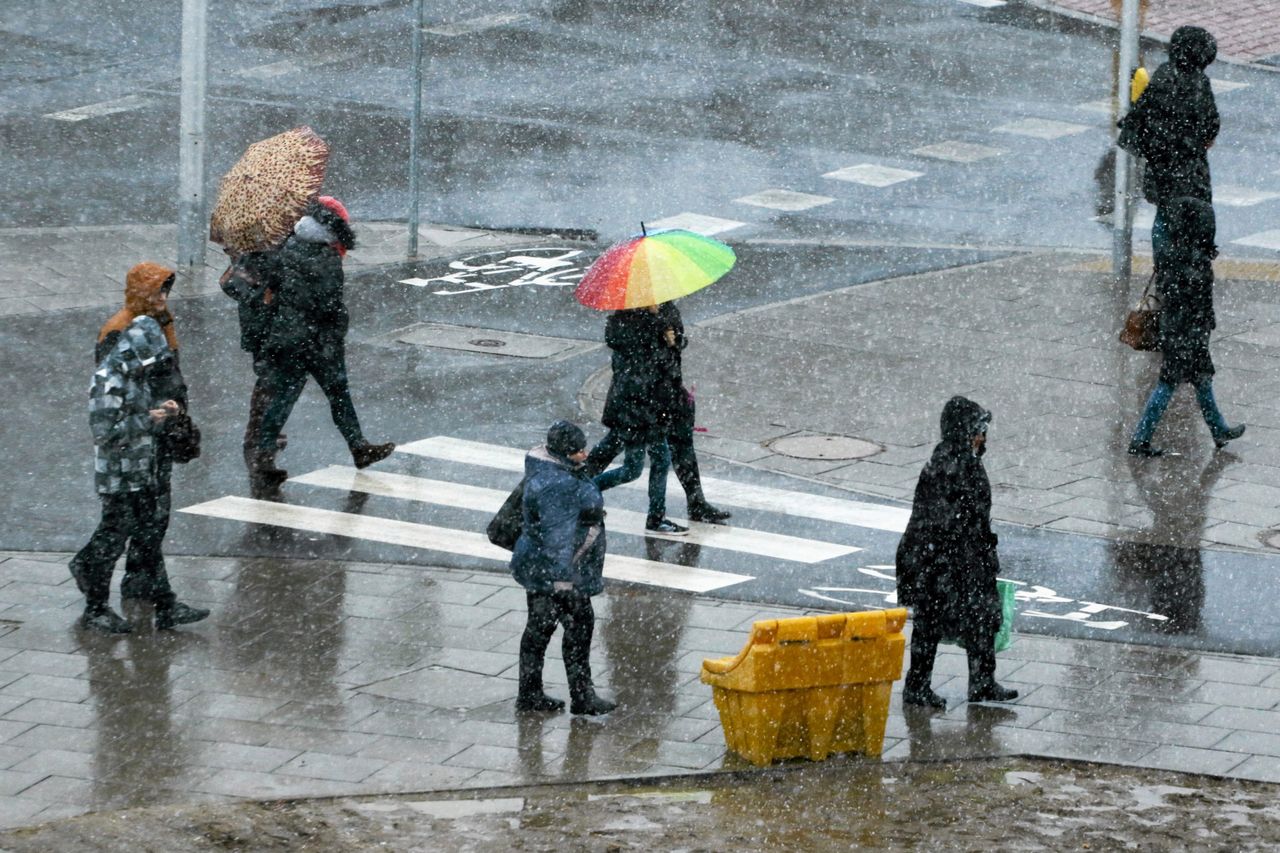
1132, 379, 1230, 445
591, 432, 671, 521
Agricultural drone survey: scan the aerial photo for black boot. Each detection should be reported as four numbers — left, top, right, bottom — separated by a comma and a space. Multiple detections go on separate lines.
687, 501, 732, 524
120, 573, 154, 601
967, 646, 1018, 703
570, 693, 617, 716
902, 684, 947, 709
516, 692, 565, 713
250, 450, 288, 500
352, 442, 396, 470
517, 645, 565, 713
1214, 423, 1246, 449
1127, 440, 1164, 457
156, 601, 210, 631
904, 626, 944, 709
80, 607, 132, 634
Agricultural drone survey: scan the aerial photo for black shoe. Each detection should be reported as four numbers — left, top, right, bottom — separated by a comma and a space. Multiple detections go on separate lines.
80, 608, 132, 634
249, 468, 288, 501
156, 602, 210, 631
352, 442, 396, 469
1127, 441, 1164, 457
119, 575, 153, 601
645, 518, 689, 535
570, 693, 617, 716
516, 692, 565, 713
902, 687, 947, 709
968, 682, 1019, 703
687, 502, 732, 524
1214, 423, 1245, 449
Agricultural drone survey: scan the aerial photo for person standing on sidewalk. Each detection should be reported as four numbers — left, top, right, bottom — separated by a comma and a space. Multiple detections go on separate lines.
586, 305, 687, 534
1118, 25, 1219, 267
1128, 197, 1244, 456
253, 196, 395, 482
71, 315, 210, 633
896, 396, 1017, 709
219, 248, 290, 498
512, 421, 616, 716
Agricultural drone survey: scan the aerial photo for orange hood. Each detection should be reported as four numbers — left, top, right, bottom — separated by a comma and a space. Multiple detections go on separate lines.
98, 262, 179, 351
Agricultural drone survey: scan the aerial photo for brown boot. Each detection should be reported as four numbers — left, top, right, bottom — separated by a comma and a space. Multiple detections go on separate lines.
352, 442, 395, 469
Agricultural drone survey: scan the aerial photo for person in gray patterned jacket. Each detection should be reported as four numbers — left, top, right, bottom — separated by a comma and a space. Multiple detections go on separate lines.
69, 315, 210, 634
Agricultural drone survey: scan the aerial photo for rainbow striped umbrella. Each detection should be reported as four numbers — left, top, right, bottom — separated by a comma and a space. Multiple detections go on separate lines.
574, 227, 736, 310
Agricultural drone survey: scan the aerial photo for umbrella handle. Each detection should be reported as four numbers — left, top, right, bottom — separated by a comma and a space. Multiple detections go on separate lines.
641, 222, 647, 237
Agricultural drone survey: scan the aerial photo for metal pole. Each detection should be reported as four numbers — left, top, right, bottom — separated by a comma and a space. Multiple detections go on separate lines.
1111, 0, 1140, 283
407, 0, 425, 258
177, 0, 209, 276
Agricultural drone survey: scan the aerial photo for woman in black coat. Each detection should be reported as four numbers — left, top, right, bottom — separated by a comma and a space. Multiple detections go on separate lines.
896, 396, 1016, 709
587, 306, 687, 534
1128, 197, 1244, 456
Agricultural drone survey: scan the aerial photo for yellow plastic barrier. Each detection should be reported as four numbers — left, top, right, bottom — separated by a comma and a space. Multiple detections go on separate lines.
700, 609, 907, 766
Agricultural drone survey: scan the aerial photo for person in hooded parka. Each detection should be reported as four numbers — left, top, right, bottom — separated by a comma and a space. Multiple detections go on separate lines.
895, 396, 1018, 709
1118, 25, 1220, 267
1128, 197, 1244, 455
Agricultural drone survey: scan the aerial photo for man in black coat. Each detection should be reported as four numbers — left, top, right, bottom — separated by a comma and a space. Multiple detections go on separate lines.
896, 396, 1016, 709
586, 306, 686, 533
1118, 25, 1219, 266
253, 197, 394, 483
1129, 196, 1244, 456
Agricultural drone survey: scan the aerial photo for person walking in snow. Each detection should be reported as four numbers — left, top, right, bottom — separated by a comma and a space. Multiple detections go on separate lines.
896, 396, 1017, 709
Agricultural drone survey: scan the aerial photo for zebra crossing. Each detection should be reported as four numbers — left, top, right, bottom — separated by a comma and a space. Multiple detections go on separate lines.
178, 436, 910, 597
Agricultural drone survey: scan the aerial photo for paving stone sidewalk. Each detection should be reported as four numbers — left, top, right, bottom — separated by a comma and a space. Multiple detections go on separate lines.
0, 551, 1276, 829
591, 249, 1280, 554
1029, 0, 1280, 64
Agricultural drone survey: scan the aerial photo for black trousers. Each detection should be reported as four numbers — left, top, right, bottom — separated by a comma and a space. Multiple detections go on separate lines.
585, 395, 706, 505
71, 487, 175, 612
257, 341, 365, 454
519, 590, 595, 701
243, 359, 275, 469
905, 617, 997, 694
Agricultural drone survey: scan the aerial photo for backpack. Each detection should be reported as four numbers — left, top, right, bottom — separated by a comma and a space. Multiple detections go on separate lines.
219, 255, 278, 355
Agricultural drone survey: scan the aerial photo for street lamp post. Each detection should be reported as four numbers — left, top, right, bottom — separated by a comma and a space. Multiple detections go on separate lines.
1111, 0, 1141, 284
407, 0, 425, 258
177, 0, 209, 278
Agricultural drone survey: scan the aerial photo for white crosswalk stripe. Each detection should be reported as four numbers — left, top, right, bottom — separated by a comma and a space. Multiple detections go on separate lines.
397, 436, 911, 533
291, 465, 861, 563
179, 496, 753, 594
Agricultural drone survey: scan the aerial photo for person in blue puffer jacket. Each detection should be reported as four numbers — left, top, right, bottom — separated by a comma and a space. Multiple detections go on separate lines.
511, 421, 615, 716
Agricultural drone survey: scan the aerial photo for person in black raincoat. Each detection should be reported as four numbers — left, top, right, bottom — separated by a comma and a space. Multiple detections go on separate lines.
896, 396, 1017, 709
511, 421, 615, 716
586, 301, 730, 524
586, 305, 686, 534
1117, 25, 1219, 267
252, 197, 395, 483
1128, 196, 1244, 456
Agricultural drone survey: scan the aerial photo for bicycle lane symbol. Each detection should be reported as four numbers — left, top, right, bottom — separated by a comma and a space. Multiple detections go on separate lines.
798, 566, 1169, 632
399, 248, 589, 295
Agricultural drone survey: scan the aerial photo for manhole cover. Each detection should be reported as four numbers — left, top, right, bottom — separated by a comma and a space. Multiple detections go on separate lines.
767, 434, 882, 461
389, 323, 599, 360
468, 338, 507, 348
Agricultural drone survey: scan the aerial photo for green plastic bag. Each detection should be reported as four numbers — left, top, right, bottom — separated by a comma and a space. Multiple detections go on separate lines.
946, 580, 1016, 653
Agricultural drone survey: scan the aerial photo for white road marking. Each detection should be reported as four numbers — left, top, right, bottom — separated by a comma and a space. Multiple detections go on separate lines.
1214, 185, 1280, 207
235, 60, 300, 79
1076, 99, 1114, 115
44, 95, 153, 122
733, 189, 834, 211
425, 13, 531, 37
293, 466, 861, 563
644, 212, 747, 236
1210, 79, 1249, 94
911, 141, 1004, 163
1232, 230, 1280, 251
397, 436, 912, 533
958, 0, 1005, 6
994, 118, 1092, 140
822, 164, 923, 187
179, 496, 753, 594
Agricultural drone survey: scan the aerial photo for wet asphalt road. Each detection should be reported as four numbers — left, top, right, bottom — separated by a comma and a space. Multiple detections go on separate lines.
1, 241, 1277, 657
5, 0, 1280, 251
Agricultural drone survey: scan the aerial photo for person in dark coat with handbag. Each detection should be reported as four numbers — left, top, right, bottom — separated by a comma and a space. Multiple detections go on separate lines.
1129, 197, 1244, 456
1117, 25, 1219, 266
253, 197, 394, 482
93, 264, 207, 625
896, 396, 1016, 709
512, 421, 616, 716
587, 306, 686, 534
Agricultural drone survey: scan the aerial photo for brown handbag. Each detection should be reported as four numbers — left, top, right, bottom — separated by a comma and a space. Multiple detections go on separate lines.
1119, 272, 1161, 351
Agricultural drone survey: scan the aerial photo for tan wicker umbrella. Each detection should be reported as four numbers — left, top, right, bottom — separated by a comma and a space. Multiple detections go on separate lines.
209, 126, 329, 255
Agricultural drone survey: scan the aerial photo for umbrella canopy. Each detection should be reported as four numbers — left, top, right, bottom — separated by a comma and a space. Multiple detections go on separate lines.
209, 126, 329, 255
574, 228, 736, 310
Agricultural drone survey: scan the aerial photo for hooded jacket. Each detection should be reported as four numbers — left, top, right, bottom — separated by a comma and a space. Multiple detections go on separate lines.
895, 396, 1002, 639
96, 262, 187, 410
510, 446, 606, 596
601, 308, 684, 442
89, 316, 172, 494
1157, 196, 1219, 385
263, 202, 357, 356
1118, 26, 1219, 205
